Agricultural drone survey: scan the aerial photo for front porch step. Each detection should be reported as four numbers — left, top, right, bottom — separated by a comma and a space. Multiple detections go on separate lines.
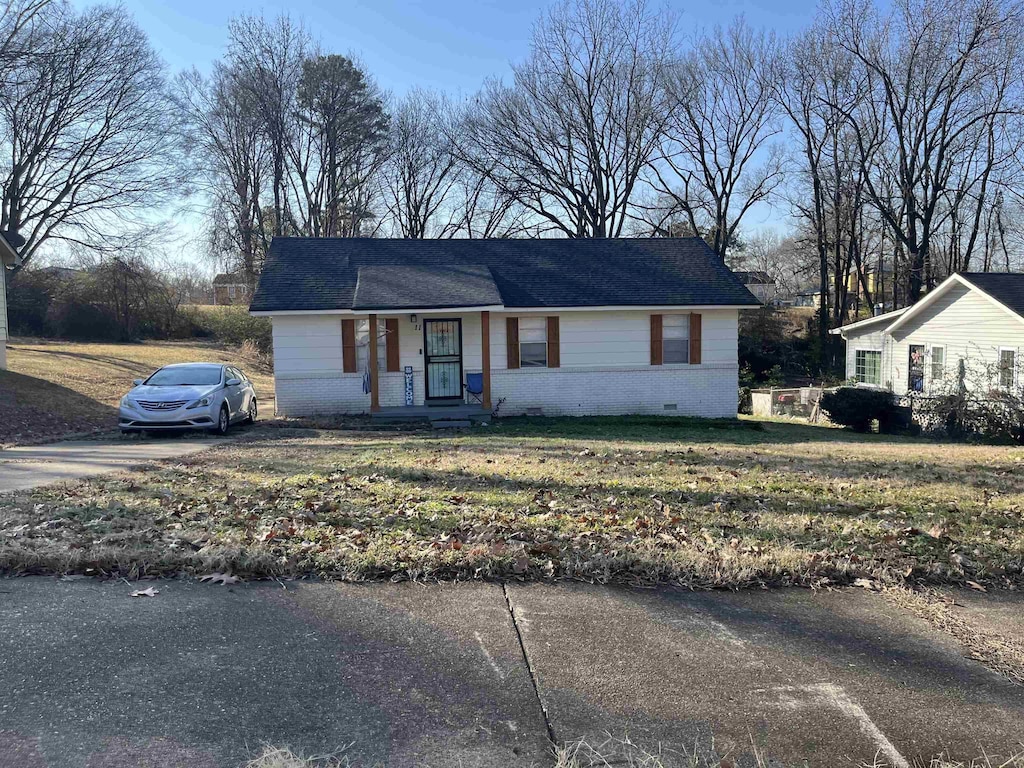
371, 404, 490, 425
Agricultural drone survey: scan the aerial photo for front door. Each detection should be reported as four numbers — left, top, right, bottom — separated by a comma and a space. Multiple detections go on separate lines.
908, 344, 925, 393
424, 319, 463, 400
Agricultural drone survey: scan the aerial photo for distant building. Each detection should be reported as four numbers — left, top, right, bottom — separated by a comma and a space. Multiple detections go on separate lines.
732, 271, 776, 304
213, 272, 252, 306
794, 290, 822, 309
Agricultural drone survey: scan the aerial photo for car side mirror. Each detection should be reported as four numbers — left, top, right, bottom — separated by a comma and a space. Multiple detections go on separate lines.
226, 378, 241, 387
132, 379, 143, 386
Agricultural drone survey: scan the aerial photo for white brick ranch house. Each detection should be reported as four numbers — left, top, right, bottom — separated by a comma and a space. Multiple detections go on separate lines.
832, 272, 1024, 395
250, 238, 760, 418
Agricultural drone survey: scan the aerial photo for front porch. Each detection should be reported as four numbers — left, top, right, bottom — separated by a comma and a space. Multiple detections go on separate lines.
362, 308, 494, 414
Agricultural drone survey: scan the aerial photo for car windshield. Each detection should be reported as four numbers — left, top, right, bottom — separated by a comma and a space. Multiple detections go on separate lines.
145, 365, 222, 387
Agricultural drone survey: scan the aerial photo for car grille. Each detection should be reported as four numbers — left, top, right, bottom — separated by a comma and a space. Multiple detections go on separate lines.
135, 399, 189, 411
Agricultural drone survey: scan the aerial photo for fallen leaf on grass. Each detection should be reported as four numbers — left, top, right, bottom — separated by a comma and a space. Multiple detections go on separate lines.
131, 587, 159, 598
853, 578, 880, 591
199, 572, 240, 586
966, 580, 988, 593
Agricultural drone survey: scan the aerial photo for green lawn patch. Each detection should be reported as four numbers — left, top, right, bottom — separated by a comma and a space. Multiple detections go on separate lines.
1, 417, 1022, 588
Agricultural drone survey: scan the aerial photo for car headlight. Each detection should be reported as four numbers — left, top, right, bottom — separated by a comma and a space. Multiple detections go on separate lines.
120, 395, 134, 408
186, 397, 211, 410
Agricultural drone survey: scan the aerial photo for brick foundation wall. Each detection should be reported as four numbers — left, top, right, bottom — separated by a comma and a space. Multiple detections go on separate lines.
492, 364, 738, 418
274, 364, 738, 418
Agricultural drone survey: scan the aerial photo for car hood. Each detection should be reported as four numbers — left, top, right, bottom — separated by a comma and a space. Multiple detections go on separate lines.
127, 384, 221, 402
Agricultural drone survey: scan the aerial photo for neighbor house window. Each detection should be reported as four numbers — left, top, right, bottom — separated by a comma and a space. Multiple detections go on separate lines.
999, 348, 1017, 389
357, 318, 388, 372
519, 316, 548, 367
662, 314, 690, 364
930, 345, 945, 383
227, 285, 237, 299
855, 350, 881, 386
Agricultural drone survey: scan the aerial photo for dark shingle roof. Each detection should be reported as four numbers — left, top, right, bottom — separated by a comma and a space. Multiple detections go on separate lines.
733, 270, 774, 285
959, 272, 1024, 319
251, 237, 759, 312
353, 265, 502, 309
213, 272, 251, 286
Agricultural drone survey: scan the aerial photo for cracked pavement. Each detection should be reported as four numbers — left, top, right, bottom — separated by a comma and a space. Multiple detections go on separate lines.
0, 579, 1021, 768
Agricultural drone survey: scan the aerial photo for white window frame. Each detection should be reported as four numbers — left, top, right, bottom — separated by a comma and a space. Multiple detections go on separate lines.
662, 313, 690, 365
998, 347, 1018, 390
356, 318, 388, 373
518, 316, 548, 368
928, 344, 946, 389
854, 348, 882, 387
227, 285, 237, 299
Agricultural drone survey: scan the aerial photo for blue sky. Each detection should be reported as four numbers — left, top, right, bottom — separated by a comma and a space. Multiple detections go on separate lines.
69, 0, 818, 267
112, 0, 819, 97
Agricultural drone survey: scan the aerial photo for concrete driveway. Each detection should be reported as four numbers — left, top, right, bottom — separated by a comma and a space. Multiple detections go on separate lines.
0, 580, 1020, 768
0, 439, 220, 493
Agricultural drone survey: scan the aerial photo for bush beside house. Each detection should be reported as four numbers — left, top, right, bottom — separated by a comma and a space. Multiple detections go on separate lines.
820, 387, 899, 433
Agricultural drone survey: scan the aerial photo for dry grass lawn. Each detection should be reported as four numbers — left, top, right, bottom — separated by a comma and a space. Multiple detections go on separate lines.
0, 338, 274, 446
1, 417, 1022, 590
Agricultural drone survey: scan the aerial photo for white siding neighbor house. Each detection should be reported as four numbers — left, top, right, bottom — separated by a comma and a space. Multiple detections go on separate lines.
250, 238, 759, 419
832, 272, 1024, 396
0, 231, 25, 370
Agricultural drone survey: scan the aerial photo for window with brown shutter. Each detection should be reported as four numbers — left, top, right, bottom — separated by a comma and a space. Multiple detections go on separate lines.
689, 313, 702, 365
506, 317, 520, 369
650, 314, 663, 365
341, 319, 357, 373
385, 318, 400, 372
546, 316, 560, 368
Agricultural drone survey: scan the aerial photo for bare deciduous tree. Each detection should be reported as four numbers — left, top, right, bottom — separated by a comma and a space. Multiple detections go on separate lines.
227, 14, 309, 238
175, 64, 271, 280
461, 0, 674, 238
0, 2, 177, 268
649, 18, 784, 258
822, 0, 1024, 301
381, 89, 460, 238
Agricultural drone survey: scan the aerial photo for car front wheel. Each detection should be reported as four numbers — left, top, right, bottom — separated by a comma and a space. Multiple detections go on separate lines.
211, 405, 230, 436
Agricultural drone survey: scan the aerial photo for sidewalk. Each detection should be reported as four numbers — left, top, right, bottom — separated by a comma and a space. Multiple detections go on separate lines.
0, 579, 1021, 768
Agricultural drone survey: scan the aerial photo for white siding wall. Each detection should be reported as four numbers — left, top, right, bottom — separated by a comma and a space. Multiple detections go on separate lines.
888, 282, 1024, 395
842, 326, 887, 386
841, 282, 1024, 395
271, 315, 365, 415
271, 308, 740, 418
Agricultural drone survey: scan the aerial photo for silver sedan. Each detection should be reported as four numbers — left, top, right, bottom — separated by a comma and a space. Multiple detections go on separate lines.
118, 363, 257, 435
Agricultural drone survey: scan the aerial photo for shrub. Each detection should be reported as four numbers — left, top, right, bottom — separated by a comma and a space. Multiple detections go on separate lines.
181, 305, 272, 353
918, 358, 1024, 444
820, 387, 896, 432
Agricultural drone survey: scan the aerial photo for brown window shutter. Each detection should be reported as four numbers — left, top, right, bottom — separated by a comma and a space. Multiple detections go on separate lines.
546, 316, 560, 368
689, 313, 702, 365
650, 314, 663, 365
506, 317, 520, 369
341, 319, 357, 373
385, 318, 400, 372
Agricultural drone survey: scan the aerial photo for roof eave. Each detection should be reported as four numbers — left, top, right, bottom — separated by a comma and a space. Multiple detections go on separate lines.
0, 234, 22, 267
250, 302, 758, 317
